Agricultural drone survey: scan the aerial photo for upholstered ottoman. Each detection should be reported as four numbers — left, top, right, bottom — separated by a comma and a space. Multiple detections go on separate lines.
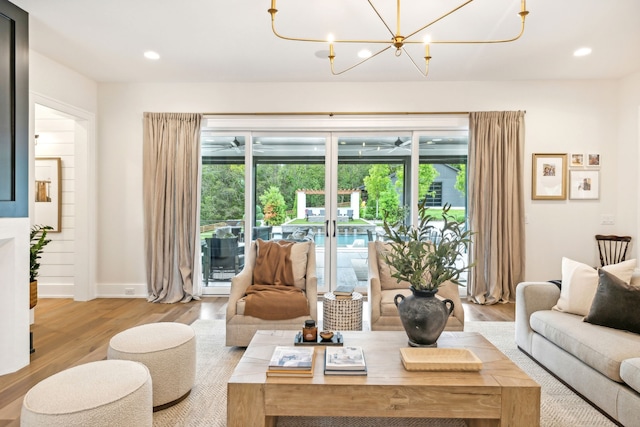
107, 322, 196, 410
21, 359, 152, 426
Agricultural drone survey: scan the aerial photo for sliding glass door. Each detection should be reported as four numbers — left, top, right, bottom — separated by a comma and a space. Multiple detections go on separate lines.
332, 134, 411, 294
199, 115, 469, 296
200, 133, 247, 294
253, 134, 329, 293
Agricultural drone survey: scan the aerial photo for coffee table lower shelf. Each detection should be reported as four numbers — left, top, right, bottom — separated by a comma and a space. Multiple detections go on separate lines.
227, 330, 540, 427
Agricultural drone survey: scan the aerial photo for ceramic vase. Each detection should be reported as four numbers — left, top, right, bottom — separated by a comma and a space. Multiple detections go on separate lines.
394, 286, 454, 347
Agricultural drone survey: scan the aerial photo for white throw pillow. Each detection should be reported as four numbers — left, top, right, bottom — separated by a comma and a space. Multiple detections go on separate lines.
290, 241, 311, 289
553, 257, 636, 316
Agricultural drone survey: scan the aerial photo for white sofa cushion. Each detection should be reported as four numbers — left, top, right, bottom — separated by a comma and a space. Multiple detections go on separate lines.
621, 358, 640, 394
553, 257, 636, 316
530, 310, 640, 382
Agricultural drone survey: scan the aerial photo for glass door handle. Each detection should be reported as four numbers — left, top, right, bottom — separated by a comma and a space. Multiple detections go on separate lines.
325, 220, 329, 237
333, 220, 336, 237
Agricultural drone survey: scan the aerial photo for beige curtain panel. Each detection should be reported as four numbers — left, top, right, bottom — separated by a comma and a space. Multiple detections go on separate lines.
143, 112, 202, 303
468, 111, 526, 304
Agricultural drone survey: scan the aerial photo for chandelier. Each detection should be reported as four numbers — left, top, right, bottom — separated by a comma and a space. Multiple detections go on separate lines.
268, 0, 529, 77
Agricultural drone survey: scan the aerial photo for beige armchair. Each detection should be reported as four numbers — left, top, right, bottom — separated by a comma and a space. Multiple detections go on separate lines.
367, 242, 464, 331
226, 240, 318, 346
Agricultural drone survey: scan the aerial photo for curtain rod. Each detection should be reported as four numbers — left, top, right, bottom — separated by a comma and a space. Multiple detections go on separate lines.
202, 111, 472, 116
202, 111, 526, 117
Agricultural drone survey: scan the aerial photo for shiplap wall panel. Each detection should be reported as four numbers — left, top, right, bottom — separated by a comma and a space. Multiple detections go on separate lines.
35, 111, 76, 290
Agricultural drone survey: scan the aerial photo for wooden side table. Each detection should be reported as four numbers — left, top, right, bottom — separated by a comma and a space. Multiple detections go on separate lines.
322, 291, 363, 331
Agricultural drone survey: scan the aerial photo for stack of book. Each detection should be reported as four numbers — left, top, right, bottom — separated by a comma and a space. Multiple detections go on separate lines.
266, 346, 316, 377
324, 346, 367, 375
333, 284, 355, 300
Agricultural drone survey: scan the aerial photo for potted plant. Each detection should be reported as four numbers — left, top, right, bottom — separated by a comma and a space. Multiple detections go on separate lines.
381, 199, 473, 346
30, 225, 53, 309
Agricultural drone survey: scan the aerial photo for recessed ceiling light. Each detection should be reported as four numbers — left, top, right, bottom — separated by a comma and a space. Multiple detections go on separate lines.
358, 49, 372, 59
144, 51, 160, 60
573, 47, 592, 57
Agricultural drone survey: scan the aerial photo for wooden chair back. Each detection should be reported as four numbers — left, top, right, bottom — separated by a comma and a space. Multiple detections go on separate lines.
595, 234, 632, 267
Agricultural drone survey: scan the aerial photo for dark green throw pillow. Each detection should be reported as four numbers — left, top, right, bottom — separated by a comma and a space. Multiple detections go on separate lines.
584, 269, 640, 334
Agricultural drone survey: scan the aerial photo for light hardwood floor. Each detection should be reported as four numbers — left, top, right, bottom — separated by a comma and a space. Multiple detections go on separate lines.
0, 297, 514, 426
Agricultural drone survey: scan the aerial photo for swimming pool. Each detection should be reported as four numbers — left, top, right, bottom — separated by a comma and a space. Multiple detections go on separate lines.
312, 233, 370, 247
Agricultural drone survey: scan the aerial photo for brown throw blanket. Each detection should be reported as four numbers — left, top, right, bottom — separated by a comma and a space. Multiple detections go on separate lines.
243, 239, 310, 320
253, 239, 295, 286
243, 285, 310, 320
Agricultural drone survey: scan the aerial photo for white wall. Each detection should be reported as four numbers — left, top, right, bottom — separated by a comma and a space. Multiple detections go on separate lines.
96, 78, 640, 289
0, 218, 30, 375
30, 51, 98, 113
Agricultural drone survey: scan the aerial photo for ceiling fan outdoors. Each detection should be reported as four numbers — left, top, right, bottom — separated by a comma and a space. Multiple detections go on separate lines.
360, 137, 411, 154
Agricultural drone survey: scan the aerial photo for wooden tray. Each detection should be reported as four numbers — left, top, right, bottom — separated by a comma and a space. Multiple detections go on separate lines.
400, 347, 482, 371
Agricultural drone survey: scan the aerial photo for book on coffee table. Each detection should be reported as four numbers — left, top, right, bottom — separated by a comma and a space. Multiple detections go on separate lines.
267, 346, 316, 377
324, 346, 367, 375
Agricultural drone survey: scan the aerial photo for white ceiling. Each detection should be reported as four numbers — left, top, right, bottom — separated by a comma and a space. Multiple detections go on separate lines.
10, 0, 640, 83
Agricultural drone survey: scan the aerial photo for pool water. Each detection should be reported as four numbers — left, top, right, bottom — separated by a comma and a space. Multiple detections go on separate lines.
313, 233, 370, 247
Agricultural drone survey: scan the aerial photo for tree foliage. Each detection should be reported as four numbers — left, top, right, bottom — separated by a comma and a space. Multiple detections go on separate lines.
363, 164, 391, 219
259, 186, 287, 225
395, 164, 439, 199
378, 185, 401, 223
201, 164, 244, 223
200, 159, 464, 226
454, 164, 466, 196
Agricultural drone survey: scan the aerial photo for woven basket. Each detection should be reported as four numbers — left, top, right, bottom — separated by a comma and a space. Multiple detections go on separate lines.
30, 280, 38, 309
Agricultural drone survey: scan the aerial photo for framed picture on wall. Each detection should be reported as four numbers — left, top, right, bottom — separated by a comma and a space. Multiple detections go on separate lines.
570, 153, 584, 167
569, 170, 599, 200
587, 153, 601, 167
532, 153, 567, 200
34, 157, 62, 232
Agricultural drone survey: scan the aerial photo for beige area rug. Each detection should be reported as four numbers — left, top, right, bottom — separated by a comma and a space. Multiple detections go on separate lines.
153, 320, 617, 427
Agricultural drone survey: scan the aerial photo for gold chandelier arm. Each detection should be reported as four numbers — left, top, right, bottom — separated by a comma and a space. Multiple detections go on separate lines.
427, 19, 526, 45
330, 45, 392, 76
271, 16, 395, 44
367, 0, 395, 39
270, 0, 394, 44
404, 0, 475, 41
401, 47, 430, 78
404, 0, 528, 45
269, 6, 327, 43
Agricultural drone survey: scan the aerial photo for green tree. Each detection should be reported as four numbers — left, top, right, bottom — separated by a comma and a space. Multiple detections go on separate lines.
395, 164, 439, 199
200, 164, 244, 223
418, 164, 440, 199
378, 185, 401, 223
363, 164, 391, 219
259, 186, 287, 225
454, 164, 466, 196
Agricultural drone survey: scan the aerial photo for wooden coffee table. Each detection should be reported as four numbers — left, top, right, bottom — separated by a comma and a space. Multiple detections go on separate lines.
227, 330, 540, 427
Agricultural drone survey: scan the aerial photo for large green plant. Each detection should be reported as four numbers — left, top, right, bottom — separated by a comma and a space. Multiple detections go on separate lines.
381, 199, 474, 291
30, 225, 53, 282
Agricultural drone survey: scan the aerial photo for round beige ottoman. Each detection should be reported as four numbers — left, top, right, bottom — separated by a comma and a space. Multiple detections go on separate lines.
21, 359, 152, 427
107, 322, 196, 410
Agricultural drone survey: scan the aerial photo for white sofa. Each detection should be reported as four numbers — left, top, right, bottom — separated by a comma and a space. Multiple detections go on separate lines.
515, 278, 640, 426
